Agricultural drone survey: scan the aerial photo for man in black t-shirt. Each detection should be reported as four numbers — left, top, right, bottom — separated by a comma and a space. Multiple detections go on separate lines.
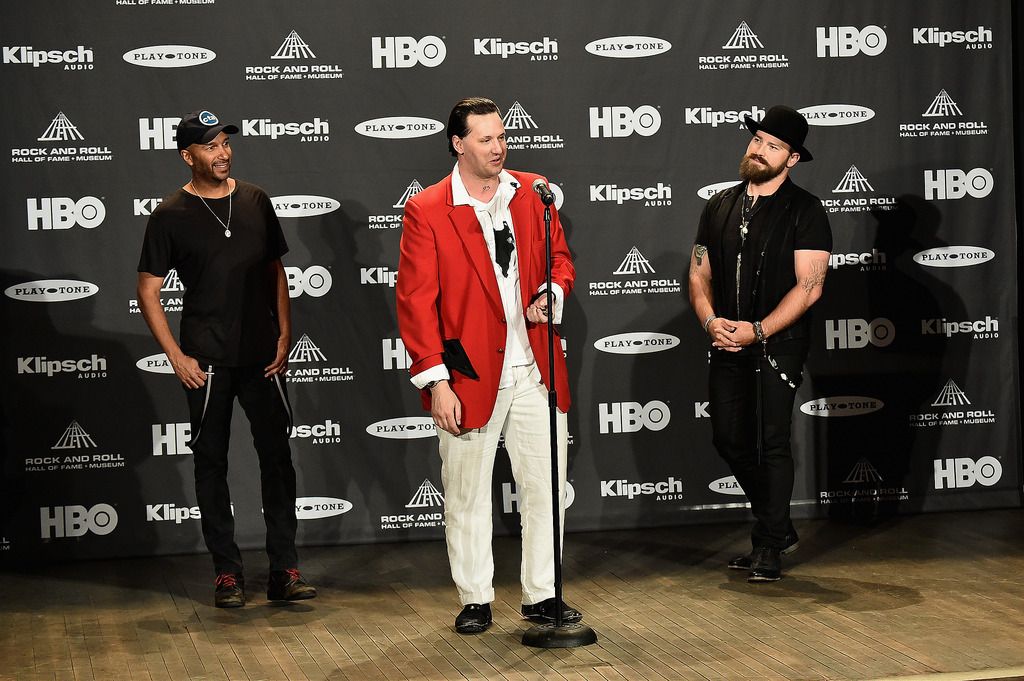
137, 110, 316, 608
688, 106, 832, 583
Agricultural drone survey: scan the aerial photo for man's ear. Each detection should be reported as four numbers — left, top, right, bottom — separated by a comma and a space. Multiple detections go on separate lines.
787, 152, 800, 168
180, 149, 193, 167
452, 135, 463, 155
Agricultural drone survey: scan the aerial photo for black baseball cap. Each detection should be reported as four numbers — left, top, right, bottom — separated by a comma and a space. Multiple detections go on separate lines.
175, 110, 239, 151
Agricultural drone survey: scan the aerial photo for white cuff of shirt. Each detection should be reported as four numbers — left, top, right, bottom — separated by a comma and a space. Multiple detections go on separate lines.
534, 283, 564, 324
410, 363, 450, 390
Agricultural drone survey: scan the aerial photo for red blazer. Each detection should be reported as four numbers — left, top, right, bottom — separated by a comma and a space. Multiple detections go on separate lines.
396, 169, 575, 429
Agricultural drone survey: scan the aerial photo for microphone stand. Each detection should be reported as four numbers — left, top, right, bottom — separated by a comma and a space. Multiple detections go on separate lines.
521, 191, 597, 649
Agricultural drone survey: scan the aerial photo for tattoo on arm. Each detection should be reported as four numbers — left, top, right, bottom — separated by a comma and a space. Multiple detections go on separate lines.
801, 260, 828, 294
694, 244, 707, 267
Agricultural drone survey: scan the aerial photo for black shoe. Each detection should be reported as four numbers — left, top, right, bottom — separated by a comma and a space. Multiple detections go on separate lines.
747, 546, 782, 582
267, 568, 317, 601
520, 598, 583, 624
727, 533, 800, 570
214, 572, 245, 608
455, 603, 492, 634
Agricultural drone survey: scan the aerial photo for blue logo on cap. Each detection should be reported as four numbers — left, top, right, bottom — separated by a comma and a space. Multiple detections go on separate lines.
199, 110, 219, 126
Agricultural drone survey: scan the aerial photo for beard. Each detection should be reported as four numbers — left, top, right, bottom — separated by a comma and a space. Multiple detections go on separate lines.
739, 153, 787, 184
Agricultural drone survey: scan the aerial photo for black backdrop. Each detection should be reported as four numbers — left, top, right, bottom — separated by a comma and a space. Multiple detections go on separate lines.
1, 0, 1020, 562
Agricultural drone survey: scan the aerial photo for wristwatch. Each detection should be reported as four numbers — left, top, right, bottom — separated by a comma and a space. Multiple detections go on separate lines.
424, 380, 442, 391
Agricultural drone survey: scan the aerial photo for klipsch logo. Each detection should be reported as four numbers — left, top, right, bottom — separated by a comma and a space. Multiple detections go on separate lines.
594, 333, 679, 355
242, 117, 330, 142
286, 334, 354, 383
17, 354, 107, 379
41, 504, 118, 538
366, 417, 436, 439
899, 91, 988, 138
585, 36, 671, 59
502, 101, 565, 151
909, 379, 996, 428
914, 246, 994, 268
295, 497, 352, 519
589, 183, 671, 206
601, 477, 683, 501
3, 45, 93, 69
123, 45, 215, 68
291, 419, 342, 445
698, 21, 789, 70
146, 503, 201, 524
588, 247, 680, 297
5, 279, 98, 302
829, 249, 887, 272
799, 104, 875, 127
816, 25, 887, 57
371, 35, 446, 69
11, 112, 113, 164
475, 37, 558, 60
823, 165, 896, 213
800, 397, 883, 417
921, 316, 998, 340
684, 106, 764, 129
244, 30, 343, 81
355, 116, 444, 139
381, 479, 445, 531
912, 26, 992, 50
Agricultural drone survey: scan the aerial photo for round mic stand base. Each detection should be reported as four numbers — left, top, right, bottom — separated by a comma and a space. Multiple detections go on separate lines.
522, 622, 598, 649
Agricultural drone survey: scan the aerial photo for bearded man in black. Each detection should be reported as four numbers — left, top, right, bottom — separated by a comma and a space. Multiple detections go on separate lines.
689, 106, 832, 582
137, 110, 315, 607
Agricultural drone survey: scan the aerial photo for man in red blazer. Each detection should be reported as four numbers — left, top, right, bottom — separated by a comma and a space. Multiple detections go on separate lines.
396, 97, 580, 634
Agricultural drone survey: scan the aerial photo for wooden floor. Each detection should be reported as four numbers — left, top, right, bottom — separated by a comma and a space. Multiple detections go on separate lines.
3, 509, 1024, 681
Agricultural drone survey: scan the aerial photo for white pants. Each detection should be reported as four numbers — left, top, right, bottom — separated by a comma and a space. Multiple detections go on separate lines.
438, 362, 568, 606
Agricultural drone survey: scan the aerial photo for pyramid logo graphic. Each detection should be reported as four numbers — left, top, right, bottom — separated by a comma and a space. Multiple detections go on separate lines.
833, 165, 874, 193
843, 458, 883, 484
393, 180, 424, 209
52, 420, 97, 450
614, 247, 656, 275
722, 21, 764, 49
932, 379, 971, 407
38, 112, 84, 142
272, 30, 317, 59
406, 479, 445, 508
161, 269, 185, 293
922, 89, 963, 118
288, 334, 327, 363
502, 101, 538, 130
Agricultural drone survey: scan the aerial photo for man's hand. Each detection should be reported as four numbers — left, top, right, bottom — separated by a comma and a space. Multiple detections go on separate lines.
171, 353, 207, 389
265, 337, 289, 377
430, 381, 463, 435
526, 292, 550, 324
709, 317, 757, 352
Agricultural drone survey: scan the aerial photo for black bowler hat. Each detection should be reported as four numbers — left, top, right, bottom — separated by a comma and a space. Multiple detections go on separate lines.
744, 105, 813, 162
175, 109, 239, 151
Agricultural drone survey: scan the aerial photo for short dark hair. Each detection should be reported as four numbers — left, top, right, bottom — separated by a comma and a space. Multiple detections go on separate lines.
447, 97, 501, 157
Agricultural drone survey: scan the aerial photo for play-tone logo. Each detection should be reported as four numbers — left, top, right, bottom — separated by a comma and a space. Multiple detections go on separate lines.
816, 25, 887, 57
123, 45, 215, 68
594, 332, 680, 355
474, 37, 558, 60
589, 106, 661, 138
709, 475, 745, 496
355, 116, 444, 139
5, 279, 98, 302
371, 35, 446, 68
366, 417, 437, 439
3, 45, 93, 69
585, 36, 670, 58
799, 104, 875, 127
272, 195, 340, 217
696, 180, 742, 200
136, 352, 175, 374
699, 22, 788, 70
27, 196, 105, 230
913, 246, 994, 268
295, 497, 352, 519
800, 397, 883, 417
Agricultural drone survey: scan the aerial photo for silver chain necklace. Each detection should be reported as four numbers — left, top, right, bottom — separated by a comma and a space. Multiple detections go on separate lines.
189, 181, 232, 238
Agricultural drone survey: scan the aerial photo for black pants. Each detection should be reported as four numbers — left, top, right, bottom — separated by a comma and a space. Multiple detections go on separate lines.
709, 351, 804, 550
184, 364, 297, 575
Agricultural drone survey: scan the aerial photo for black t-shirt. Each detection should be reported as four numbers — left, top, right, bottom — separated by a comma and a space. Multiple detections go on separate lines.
138, 180, 288, 367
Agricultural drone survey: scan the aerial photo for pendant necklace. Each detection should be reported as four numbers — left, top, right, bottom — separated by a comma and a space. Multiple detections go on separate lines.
736, 192, 762, 314
189, 181, 232, 238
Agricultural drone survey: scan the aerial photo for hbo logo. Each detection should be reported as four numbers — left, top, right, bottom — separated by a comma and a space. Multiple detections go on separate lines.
816, 25, 887, 57
27, 196, 105, 230
41, 503, 118, 538
924, 168, 994, 200
371, 36, 446, 69
285, 265, 332, 298
599, 400, 671, 434
934, 456, 1002, 489
589, 106, 662, 138
825, 318, 895, 350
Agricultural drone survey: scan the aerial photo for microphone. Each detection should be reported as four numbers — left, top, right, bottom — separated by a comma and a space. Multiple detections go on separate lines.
532, 178, 556, 206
